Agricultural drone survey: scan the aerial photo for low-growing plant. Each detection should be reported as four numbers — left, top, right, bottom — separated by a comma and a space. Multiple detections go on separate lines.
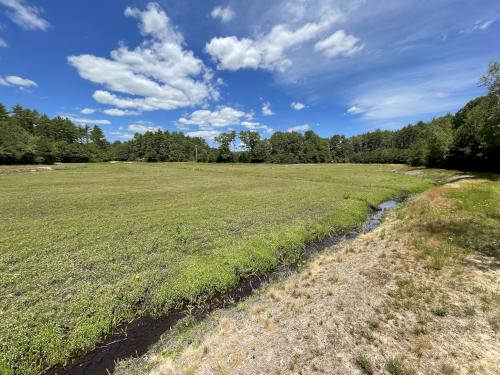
385, 357, 415, 375
432, 306, 448, 317
355, 353, 374, 375
359, 327, 375, 342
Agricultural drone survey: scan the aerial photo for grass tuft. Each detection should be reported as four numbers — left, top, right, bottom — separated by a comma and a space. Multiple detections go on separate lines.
355, 353, 374, 375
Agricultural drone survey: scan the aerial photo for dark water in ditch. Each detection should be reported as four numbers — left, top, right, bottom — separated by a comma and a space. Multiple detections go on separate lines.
47, 200, 399, 375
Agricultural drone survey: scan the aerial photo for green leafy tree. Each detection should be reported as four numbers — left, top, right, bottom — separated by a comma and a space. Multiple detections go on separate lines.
215, 131, 236, 162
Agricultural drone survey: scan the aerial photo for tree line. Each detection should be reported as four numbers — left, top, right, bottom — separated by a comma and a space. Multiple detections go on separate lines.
0, 105, 212, 164
1, 62, 498, 170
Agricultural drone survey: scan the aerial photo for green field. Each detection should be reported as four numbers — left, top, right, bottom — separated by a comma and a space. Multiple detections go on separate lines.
0, 163, 438, 374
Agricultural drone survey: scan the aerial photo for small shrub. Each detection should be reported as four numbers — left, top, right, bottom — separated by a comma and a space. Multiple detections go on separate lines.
464, 306, 475, 317
368, 318, 380, 330
440, 364, 457, 375
359, 327, 374, 342
432, 306, 448, 317
386, 357, 405, 375
355, 353, 374, 374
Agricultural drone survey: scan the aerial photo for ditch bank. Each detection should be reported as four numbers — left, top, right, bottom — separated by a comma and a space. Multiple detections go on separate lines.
45, 199, 401, 375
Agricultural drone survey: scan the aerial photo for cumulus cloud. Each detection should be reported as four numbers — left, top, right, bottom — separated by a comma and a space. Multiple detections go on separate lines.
290, 101, 305, 110
128, 123, 162, 133
314, 30, 364, 58
211, 5, 234, 23
103, 108, 140, 116
80, 108, 96, 115
68, 2, 218, 112
176, 106, 275, 140
262, 101, 274, 116
205, 9, 342, 71
287, 124, 309, 133
0, 75, 37, 87
177, 106, 251, 129
0, 0, 50, 30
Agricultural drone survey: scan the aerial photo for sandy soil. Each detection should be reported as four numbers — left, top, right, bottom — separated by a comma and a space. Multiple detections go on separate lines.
146, 183, 499, 375
0, 166, 54, 174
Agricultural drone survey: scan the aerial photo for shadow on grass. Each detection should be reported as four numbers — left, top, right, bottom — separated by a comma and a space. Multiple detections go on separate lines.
420, 218, 499, 270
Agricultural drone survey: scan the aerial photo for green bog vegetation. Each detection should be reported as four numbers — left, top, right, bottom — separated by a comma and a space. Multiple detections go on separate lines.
0, 163, 437, 374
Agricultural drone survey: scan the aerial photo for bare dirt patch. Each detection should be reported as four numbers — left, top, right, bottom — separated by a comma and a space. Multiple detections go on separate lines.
0, 166, 54, 174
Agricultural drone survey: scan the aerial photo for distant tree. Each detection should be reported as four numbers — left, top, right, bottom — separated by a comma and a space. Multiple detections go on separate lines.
329, 135, 354, 162
480, 61, 500, 97
215, 131, 236, 162
11, 104, 39, 133
239, 130, 264, 162
303, 130, 332, 163
0, 103, 8, 121
89, 125, 108, 149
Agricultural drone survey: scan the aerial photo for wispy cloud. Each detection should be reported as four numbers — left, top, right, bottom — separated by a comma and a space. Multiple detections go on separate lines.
61, 114, 111, 125
347, 61, 483, 121
103, 108, 140, 116
0, 0, 50, 30
262, 102, 274, 116
211, 5, 234, 23
128, 124, 162, 133
185, 130, 221, 140
290, 101, 305, 110
287, 124, 309, 133
241, 121, 274, 134
461, 19, 496, 34
109, 131, 134, 140
314, 30, 364, 58
0, 75, 37, 87
177, 106, 251, 129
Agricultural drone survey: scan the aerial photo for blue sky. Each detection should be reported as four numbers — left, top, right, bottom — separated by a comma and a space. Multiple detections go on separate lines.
0, 0, 499, 142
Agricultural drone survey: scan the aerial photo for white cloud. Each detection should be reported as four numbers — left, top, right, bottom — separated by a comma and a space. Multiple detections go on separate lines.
346, 105, 362, 114
290, 101, 305, 110
110, 132, 134, 140
262, 101, 274, 116
241, 121, 274, 134
177, 106, 275, 138
185, 130, 221, 140
127, 123, 162, 133
0, 37, 7, 47
314, 30, 363, 58
177, 106, 250, 129
348, 62, 482, 120
211, 5, 234, 23
205, 9, 342, 71
103, 108, 140, 116
287, 124, 309, 133
0, 75, 37, 87
80, 108, 96, 115
62, 115, 111, 125
69, 3, 218, 112
0, 0, 50, 30
462, 19, 496, 34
